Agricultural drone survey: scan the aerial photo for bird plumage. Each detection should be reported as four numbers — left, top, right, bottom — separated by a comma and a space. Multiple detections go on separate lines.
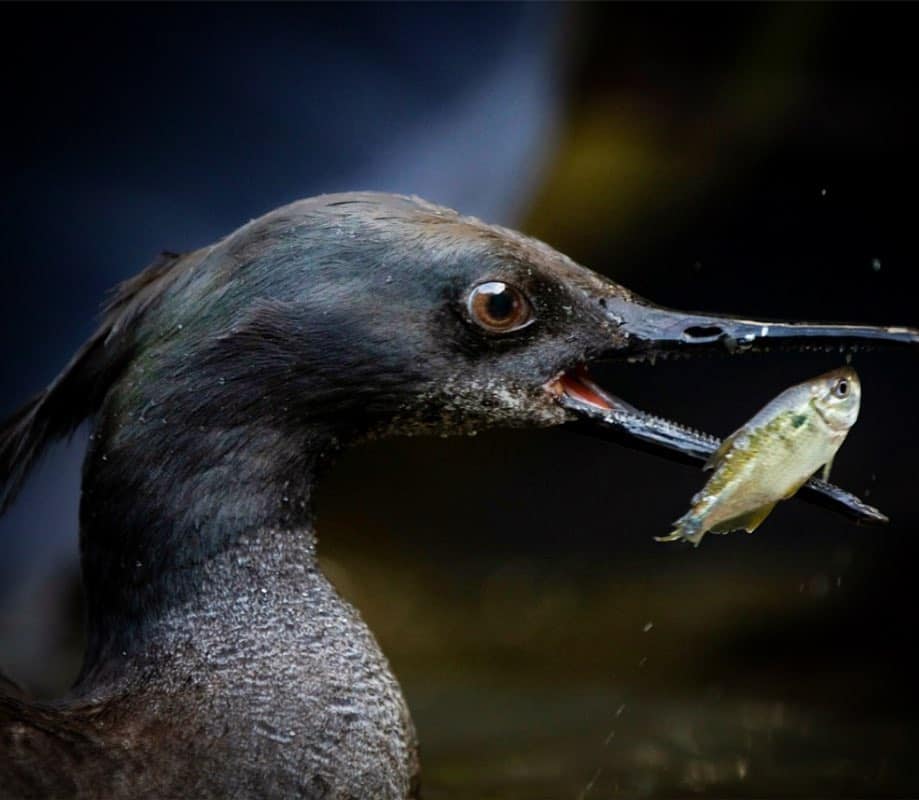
2, 192, 915, 798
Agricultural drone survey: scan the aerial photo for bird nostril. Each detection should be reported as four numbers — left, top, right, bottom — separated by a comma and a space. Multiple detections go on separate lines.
682, 325, 725, 343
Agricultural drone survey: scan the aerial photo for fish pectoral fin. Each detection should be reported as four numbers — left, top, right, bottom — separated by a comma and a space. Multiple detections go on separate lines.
704, 432, 739, 471
711, 503, 777, 535
821, 457, 834, 482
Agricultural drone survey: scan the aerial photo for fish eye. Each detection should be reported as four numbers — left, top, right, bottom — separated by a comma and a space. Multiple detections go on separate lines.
832, 378, 849, 398
467, 281, 533, 333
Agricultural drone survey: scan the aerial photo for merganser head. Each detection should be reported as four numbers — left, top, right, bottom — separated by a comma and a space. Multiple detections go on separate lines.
1, 192, 916, 527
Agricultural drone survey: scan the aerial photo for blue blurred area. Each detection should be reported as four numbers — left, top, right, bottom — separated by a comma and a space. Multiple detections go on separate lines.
0, 2, 563, 674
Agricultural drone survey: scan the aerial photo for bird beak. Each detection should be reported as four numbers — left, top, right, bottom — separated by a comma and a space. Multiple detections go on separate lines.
547, 293, 918, 525
603, 294, 919, 355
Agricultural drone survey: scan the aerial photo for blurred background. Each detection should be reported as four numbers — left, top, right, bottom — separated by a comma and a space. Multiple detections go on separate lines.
2, 3, 918, 797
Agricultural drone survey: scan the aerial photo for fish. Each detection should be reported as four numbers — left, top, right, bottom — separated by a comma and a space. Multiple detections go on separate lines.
657, 366, 861, 546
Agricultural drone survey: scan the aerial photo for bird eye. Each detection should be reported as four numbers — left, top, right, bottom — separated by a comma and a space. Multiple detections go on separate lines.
833, 378, 849, 398
467, 281, 533, 333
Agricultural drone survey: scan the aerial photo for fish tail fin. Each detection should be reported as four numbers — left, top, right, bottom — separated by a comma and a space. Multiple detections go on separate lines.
655, 512, 706, 547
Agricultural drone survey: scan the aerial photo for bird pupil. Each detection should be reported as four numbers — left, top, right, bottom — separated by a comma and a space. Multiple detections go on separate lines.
486, 289, 515, 320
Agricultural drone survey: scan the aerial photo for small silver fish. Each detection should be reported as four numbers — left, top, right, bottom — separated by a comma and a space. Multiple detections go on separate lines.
658, 366, 861, 546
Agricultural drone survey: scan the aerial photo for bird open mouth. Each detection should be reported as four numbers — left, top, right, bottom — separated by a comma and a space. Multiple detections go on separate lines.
543, 297, 919, 526
546, 365, 615, 412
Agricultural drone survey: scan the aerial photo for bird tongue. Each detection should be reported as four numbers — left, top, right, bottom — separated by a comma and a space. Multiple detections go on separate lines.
554, 366, 614, 411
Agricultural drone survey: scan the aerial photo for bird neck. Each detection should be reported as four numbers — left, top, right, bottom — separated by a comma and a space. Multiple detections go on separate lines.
75, 416, 339, 688
70, 416, 419, 796
76, 524, 335, 695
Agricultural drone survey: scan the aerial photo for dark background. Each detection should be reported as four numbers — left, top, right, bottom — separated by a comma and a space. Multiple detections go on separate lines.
2, 4, 918, 797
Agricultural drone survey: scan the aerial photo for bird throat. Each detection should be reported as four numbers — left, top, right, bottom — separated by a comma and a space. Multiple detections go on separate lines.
74, 418, 338, 689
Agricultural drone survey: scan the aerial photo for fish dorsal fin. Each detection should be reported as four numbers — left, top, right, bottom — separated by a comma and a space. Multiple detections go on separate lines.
704, 430, 741, 471
711, 502, 777, 535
